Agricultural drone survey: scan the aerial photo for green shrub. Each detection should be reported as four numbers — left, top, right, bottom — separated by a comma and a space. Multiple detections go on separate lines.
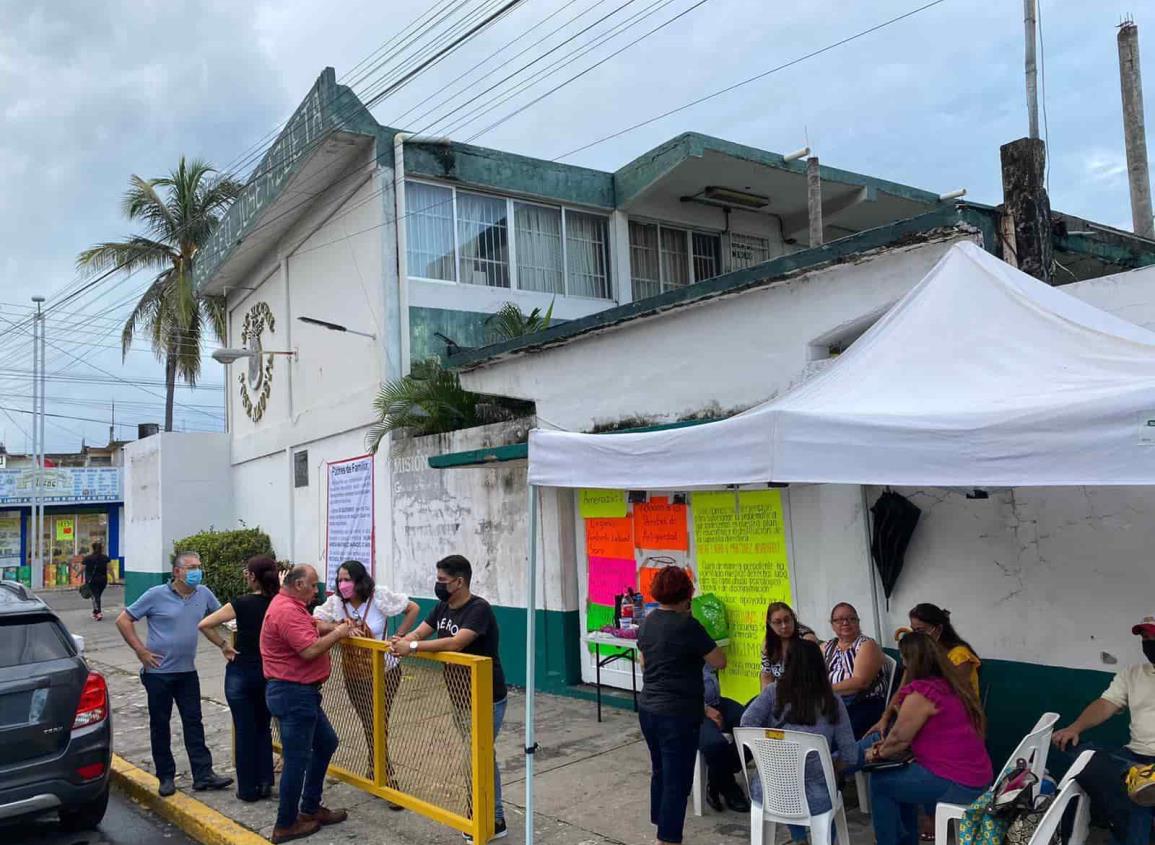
172, 528, 276, 602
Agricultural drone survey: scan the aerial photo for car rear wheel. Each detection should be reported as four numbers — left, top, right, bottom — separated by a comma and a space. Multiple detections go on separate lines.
58, 783, 109, 831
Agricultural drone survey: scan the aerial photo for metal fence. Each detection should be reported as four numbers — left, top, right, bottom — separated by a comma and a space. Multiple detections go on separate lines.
270, 637, 495, 843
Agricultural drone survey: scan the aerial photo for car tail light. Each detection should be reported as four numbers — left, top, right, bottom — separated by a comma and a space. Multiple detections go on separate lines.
75, 762, 105, 780
72, 672, 108, 730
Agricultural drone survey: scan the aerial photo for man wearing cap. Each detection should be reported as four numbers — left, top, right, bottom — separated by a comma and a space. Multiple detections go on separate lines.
1052, 616, 1155, 845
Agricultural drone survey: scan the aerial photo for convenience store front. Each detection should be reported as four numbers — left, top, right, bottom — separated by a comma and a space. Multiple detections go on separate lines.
0, 467, 123, 589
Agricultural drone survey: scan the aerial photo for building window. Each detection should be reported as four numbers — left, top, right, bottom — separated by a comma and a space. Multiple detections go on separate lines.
294, 451, 309, 488
406, 180, 612, 299
406, 182, 456, 281
566, 210, 610, 299
457, 191, 510, 288
629, 222, 722, 299
514, 203, 563, 294
730, 233, 770, 270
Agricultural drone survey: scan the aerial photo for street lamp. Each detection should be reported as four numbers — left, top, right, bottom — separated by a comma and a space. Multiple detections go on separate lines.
211, 347, 296, 365
296, 316, 376, 339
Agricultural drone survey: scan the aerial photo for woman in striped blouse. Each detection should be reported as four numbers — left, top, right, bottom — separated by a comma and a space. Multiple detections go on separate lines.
824, 601, 888, 738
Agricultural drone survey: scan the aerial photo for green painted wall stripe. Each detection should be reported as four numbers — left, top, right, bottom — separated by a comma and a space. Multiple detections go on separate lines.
125, 570, 167, 606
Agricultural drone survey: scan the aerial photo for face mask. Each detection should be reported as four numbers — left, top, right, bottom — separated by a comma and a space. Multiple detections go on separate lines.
434, 581, 453, 602
1143, 640, 1155, 665
185, 569, 203, 587
338, 581, 356, 600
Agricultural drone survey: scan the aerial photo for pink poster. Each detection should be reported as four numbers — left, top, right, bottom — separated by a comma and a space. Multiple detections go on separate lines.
588, 556, 637, 606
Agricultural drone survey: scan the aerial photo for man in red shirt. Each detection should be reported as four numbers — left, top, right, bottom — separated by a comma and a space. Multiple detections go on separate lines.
261, 564, 352, 844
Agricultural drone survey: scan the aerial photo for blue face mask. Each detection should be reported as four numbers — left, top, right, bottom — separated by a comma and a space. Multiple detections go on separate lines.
185, 569, 203, 587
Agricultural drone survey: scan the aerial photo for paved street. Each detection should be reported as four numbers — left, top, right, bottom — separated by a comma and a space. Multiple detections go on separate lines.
1, 790, 198, 845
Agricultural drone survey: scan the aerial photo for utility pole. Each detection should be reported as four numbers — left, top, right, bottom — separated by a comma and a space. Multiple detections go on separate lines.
30, 296, 44, 589
1119, 19, 1155, 239
807, 156, 824, 248
1024, 0, 1039, 139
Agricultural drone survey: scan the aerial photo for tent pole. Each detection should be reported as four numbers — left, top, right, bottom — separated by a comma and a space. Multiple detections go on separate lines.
861, 485, 883, 643
523, 482, 539, 845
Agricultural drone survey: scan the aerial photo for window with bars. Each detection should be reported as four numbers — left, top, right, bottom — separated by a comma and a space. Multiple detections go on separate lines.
629, 222, 722, 299
405, 180, 612, 299
730, 232, 771, 270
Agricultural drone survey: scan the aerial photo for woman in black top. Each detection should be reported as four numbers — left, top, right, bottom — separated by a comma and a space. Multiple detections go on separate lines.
637, 567, 726, 845
82, 542, 111, 621
198, 556, 280, 801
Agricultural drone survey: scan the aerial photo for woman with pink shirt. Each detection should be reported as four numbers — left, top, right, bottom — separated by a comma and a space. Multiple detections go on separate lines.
863, 632, 992, 845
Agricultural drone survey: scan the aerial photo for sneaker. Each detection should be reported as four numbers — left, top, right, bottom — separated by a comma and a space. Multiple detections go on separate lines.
463, 819, 508, 843
270, 817, 321, 844
299, 806, 347, 826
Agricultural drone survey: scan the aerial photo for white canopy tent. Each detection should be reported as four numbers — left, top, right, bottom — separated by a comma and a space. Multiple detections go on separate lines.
516, 241, 1155, 843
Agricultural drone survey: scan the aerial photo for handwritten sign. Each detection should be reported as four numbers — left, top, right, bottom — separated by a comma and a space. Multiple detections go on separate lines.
55, 518, 74, 543
634, 501, 688, 550
693, 490, 792, 702
579, 488, 627, 519
585, 518, 634, 560
588, 556, 636, 605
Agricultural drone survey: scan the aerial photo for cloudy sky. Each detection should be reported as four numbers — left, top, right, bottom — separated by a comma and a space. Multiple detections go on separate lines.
0, 0, 1150, 451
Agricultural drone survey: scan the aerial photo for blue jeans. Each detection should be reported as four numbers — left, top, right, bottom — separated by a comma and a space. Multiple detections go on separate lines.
1050, 743, 1155, 845
870, 762, 985, 845
265, 680, 339, 829
639, 708, 701, 844
225, 661, 274, 800
493, 697, 507, 823
140, 670, 214, 781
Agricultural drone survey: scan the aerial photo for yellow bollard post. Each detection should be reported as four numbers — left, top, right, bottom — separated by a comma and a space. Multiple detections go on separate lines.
470, 657, 495, 845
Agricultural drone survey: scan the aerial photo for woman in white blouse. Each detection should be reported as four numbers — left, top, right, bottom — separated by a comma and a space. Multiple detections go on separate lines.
313, 560, 419, 794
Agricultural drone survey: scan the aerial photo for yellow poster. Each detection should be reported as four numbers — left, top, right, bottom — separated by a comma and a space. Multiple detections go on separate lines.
578, 488, 627, 519
693, 490, 792, 702
55, 518, 75, 543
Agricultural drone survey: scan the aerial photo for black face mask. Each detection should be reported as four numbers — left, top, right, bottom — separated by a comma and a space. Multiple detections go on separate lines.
1143, 640, 1155, 665
435, 581, 453, 602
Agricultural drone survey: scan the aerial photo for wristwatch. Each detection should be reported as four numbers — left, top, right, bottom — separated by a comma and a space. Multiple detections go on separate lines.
408, 640, 418, 653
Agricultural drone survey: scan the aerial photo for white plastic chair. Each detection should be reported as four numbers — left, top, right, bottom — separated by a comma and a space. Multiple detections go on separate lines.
854, 652, 899, 814
734, 726, 850, 845
1002, 750, 1094, 845
934, 712, 1060, 845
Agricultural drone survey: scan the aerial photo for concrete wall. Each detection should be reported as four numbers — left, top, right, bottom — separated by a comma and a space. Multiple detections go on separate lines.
122, 432, 232, 602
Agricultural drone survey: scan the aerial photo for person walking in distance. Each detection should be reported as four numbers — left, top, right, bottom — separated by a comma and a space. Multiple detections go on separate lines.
261, 564, 353, 844
82, 541, 110, 621
198, 556, 281, 802
114, 551, 233, 797
392, 555, 509, 842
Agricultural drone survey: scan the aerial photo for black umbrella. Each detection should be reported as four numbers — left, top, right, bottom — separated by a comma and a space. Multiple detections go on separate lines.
870, 490, 921, 609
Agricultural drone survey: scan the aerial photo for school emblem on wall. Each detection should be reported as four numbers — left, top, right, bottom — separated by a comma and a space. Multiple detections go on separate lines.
238, 302, 276, 423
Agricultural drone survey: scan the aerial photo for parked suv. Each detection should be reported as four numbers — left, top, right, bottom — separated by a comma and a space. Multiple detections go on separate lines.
0, 581, 111, 830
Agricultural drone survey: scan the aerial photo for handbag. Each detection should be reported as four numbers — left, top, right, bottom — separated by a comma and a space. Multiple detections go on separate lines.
957, 790, 1009, 845
1004, 795, 1059, 845
989, 758, 1039, 817
79, 583, 92, 600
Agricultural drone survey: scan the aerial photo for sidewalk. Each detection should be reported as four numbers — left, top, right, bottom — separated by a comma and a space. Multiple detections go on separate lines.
48, 588, 871, 844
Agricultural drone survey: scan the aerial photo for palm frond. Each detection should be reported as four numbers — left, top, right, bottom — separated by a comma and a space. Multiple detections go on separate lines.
484, 300, 555, 343
122, 175, 179, 242
76, 237, 176, 277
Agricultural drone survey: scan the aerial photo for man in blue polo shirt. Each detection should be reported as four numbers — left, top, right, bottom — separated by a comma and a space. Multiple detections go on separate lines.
116, 550, 233, 797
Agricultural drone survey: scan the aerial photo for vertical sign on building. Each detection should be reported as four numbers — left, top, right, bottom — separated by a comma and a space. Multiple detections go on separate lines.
325, 455, 374, 590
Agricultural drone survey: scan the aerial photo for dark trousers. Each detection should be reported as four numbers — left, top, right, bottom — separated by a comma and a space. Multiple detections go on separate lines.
266, 680, 339, 830
224, 661, 274, 800
1051, 743, 1155, 845
88, 578, 106, 614
846, 694, 886, 740
700, 697, 746, 791
140, 670, 214, 782
640, 708, 701, 844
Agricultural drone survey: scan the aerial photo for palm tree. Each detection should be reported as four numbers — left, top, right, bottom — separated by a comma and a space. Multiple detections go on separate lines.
484, 300, 553, 344
77, 158, 243, 431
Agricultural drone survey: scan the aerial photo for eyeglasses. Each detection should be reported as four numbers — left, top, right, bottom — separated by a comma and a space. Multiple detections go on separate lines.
769, 618, 795, 628
831, 616, 859, 625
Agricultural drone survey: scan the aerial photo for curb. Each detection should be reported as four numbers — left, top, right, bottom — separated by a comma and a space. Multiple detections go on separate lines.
110, 755, 271, 845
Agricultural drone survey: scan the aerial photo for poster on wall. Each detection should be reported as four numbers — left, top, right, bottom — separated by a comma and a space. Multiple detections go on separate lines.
0, 514, 20, 573
694, 489, 792, 702
324, 455, 374, 590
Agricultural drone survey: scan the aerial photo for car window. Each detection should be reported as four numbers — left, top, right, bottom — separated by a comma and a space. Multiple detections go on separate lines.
0, 617, 74, 668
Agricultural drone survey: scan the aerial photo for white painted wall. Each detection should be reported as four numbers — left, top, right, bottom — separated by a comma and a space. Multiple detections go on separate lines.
123, 433, 233, 576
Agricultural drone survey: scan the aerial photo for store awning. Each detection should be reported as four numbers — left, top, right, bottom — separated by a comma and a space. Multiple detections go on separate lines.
529, 241, 1155, 489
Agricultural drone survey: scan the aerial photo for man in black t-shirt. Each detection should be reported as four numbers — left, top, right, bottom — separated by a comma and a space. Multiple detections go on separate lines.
82, 541, 111, 620
392, 555, 508, 842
